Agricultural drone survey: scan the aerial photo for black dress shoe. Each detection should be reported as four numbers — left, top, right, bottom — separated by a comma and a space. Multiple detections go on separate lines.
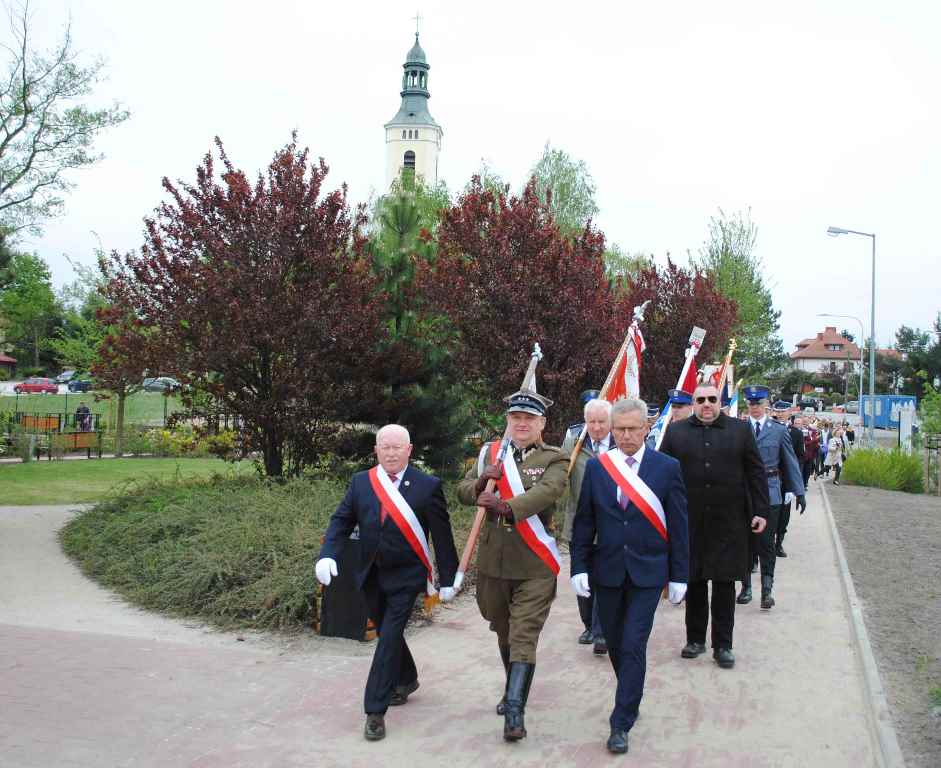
736, 586, 752, 604
761, 591, 775, 610
364, 714, 386, 741
681, 641, 706, 658
578, 629, 594, 645
775, 546, 787, 558
713, 648, 735, 669
593, 637, 608, 655
390, 679, 419, 706
606, 728, 629, 754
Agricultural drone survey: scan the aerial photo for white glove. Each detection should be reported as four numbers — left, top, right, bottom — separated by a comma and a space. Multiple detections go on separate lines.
668, 582, 687, 605
315, 557, 338, 586
571, 573, 591, 598
439, 587, 456, 602
784, 492, 794, 504
452, 571, 464, 593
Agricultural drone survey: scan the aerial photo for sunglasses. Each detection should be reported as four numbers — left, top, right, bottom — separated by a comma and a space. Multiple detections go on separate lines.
695, 395, 718, 404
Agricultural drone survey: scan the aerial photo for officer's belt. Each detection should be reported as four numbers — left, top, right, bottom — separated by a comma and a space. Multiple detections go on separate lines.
766, 469, 780, 477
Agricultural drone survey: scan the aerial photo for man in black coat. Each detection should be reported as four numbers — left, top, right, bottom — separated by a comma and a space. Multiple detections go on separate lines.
315, 424, 460, 741
774, 408, 807, 557
659, 382, 770, 669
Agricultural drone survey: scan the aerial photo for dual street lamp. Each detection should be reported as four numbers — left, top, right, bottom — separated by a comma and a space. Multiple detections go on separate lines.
826, 226, 876, 447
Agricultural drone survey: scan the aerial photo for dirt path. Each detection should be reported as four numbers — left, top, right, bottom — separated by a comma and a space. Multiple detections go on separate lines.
827, 482, 941, 767
1, 494, 884, 767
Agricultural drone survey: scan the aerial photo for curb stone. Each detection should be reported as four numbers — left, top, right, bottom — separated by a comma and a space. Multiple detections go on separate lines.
819, 481, 907, 768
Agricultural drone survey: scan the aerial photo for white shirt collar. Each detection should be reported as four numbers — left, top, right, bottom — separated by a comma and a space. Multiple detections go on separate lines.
750, 415, 768, 429
591, 433, 611, 452
611, 444, 645, 468
382, 465, 406, 486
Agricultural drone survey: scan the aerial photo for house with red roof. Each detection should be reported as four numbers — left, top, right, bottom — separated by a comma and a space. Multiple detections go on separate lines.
790, 326, 861, 373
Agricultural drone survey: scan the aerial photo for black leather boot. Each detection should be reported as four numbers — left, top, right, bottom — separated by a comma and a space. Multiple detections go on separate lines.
503, 662, 534, 741
761, 575, 775, 610
737, 573, 752, 604
496, 644, 510, 716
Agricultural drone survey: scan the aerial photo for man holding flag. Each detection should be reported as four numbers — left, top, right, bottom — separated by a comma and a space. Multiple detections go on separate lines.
458, 390, 568, 742
315, 424, 460, 742
570, 397, 689, 754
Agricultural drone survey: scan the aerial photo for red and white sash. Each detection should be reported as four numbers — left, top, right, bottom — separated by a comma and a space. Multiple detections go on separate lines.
477, 442, 562, 575
367, 466, 436, 596
597, 450, 668, 542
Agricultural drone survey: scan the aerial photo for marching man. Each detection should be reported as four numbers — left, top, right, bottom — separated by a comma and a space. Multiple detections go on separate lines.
457, 390, 569, 742
570, 398, 689, 754
315, 424, 459, 742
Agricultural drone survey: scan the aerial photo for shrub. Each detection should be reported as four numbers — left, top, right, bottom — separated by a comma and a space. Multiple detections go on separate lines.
842, 448, 924, 493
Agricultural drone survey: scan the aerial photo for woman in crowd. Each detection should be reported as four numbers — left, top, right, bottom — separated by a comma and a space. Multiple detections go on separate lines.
826, 426, 847, 485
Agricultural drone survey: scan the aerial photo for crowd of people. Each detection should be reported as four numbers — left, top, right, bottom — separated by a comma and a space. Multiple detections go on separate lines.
313, 380, 856, 754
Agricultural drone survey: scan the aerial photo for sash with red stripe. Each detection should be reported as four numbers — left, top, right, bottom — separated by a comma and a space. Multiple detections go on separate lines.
478, 441, 562, 575
597, 450, 668, 542
367, 466, 436, 596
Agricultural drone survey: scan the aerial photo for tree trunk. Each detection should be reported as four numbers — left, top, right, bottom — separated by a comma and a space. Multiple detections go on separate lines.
115, 389, 126, 457
263, 427, 282, 477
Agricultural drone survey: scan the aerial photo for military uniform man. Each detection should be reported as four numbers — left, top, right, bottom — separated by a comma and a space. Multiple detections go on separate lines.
737, 386, 805, 609
668, 389, 693, 422
458, 390, 569, 742
773, 404, 806, 557
561, 390, 612, 655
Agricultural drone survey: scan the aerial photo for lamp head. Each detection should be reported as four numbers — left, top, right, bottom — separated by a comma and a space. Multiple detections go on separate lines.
827, 226, 849, 236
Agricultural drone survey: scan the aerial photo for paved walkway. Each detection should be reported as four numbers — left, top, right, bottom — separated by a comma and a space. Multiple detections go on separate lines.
1, 487, 884, 767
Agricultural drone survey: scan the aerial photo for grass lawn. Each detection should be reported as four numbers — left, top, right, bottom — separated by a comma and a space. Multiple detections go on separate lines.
0, 390, 182, 428
0, 457, 250, 505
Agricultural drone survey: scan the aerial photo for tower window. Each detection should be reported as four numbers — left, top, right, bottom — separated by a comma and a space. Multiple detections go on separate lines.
415, 129, 420, 139
404, 151, 416, 170
402, 130, 406, 139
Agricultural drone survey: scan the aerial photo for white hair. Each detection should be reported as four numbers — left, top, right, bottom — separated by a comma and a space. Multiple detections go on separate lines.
376, 424, 411, 444
610, 398, 647, 420
584, 398, 612, 420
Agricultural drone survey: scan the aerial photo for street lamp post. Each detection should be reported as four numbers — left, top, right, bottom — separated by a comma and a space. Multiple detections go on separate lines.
817, 312, 865, 430
827, 226, 876, 447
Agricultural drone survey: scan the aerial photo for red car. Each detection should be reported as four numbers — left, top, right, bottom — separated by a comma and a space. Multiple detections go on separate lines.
14, 377, 59, 394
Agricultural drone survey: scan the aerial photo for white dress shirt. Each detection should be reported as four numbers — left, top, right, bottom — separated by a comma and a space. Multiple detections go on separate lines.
609, 444, 645, 505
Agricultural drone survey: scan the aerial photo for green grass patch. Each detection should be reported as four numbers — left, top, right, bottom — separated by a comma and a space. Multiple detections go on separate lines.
0, 457, 250, 505
1, 390, 182, 427
842, 448, 925, 493
60, 475, 478, 631
931, 686, 941, 707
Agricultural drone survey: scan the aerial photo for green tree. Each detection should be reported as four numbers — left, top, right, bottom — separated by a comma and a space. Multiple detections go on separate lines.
0, 3, 129, 234
48, 258, 107, 373
528, 142, 599, 234
691, 208, 787, 382
1, 251, 59, 369
363, 178, 476, 475
604, 245, 653, 290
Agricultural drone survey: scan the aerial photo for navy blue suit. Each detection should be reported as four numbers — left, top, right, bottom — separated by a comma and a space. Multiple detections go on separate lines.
320, 465, 458, 714
571, 448, 689, 733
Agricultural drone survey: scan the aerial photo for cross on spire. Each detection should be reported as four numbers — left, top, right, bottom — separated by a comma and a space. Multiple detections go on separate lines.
412, 10, 422, 37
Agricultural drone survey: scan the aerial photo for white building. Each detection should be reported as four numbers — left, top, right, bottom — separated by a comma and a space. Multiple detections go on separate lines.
384, 34, 442, 189
790, 326, 861, 373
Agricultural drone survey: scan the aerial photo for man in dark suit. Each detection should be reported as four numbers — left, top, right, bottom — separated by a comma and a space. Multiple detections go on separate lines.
659, 382, 769, 670
571, 398, 689, 755
775, 408, 807, 557
315, 424, 459, 742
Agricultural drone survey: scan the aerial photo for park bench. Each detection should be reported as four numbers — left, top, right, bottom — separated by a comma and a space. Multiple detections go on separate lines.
43, 430, 103, 460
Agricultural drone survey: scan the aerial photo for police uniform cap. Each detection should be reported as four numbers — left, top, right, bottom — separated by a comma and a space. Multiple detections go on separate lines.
772, 400, 791, 412
579, 389, 601, 404
646, 405, 660, 418
505, 389, 553, 416
743, 384, 770, 402
668, 388, 693, 406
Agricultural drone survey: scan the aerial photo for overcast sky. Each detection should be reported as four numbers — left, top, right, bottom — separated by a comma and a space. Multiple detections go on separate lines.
21, 0, 939, 352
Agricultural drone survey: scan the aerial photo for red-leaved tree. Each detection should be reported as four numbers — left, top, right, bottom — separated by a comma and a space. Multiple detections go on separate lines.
618, 259, 738, 406
417, 178, 623, 438
102, 137, 384, 476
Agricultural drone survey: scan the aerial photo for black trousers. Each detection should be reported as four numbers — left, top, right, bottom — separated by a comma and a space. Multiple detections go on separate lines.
577, 593, 593, 632
801, 460, 814, 489
685, 579, 735, 649
746, 504, 780, 582
362, 565, 422, 715
777, 501, 791, 544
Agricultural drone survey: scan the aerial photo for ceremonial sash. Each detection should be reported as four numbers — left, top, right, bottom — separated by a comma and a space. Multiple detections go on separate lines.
368, 466, 436, 596
598, 451, 668, 542
478, 442, 562, 575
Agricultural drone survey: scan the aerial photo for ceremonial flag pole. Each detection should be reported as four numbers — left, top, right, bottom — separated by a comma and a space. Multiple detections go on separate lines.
566, 300, 650, 476
654, 326, 707, 450
454, 343, 544, 590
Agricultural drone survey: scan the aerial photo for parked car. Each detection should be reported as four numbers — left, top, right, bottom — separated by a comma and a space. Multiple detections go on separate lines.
55, 370, 77, 384
797, 397, 821, 412
68, 379, 93, 393
844, 400, 859, 414
142, 376, 180, 393
14, 377, 59, 394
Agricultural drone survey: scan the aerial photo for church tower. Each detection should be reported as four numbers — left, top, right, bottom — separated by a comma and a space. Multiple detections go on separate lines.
384, 32, 442, 189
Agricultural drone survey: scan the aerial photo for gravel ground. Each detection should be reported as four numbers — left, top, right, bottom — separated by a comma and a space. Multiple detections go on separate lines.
827, 482, 941, 767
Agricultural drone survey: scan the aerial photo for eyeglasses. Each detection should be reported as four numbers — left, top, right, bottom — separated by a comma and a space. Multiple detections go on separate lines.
695, 395, 718, 404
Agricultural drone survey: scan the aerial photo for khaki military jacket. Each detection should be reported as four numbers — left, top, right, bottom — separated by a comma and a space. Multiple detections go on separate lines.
458, 440, 569, 580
